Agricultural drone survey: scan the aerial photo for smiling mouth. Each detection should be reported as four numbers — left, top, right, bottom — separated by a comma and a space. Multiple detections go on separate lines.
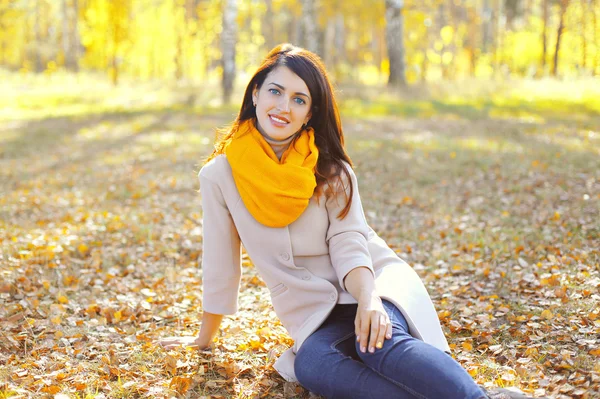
269, 115, 290, 124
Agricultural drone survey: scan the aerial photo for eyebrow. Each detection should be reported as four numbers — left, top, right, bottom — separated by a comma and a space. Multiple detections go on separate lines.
268, 82, 310, 99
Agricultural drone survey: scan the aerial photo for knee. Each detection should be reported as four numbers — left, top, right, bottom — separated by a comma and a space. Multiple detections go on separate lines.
294, 344, 321, 390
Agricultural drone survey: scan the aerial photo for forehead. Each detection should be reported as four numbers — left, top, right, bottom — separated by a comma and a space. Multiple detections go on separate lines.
265, 66, 310, 95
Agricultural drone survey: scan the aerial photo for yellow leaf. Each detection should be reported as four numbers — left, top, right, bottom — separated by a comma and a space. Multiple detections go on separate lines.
41, 385, 61, 394
54, 330, 64, 339
78, 243, 89, 254
170, 376, 192, 394
462, 341, 473, 351
51, 316, 61, 325
57, 295, 68, 304
257, 327, 271, 337
113, 310, 122, 323
541, 309, 553, 320
589, 348, 600, 356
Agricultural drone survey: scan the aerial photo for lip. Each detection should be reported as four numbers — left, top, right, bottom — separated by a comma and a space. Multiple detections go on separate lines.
269, 114, 290, 127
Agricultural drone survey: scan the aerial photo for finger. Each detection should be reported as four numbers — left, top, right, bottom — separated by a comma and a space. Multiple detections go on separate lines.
385, 319, 393, 340
374, 315, 387, 350
355, 314, 361, 341
368, 313, 382, 352
359, 313, 370, 353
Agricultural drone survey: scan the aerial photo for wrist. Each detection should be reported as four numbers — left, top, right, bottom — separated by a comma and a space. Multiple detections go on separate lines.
357, 288, 377, 301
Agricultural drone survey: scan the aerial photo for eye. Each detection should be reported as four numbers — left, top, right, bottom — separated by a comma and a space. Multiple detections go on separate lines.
294, 97, 306, 105
268, 88, 280, 95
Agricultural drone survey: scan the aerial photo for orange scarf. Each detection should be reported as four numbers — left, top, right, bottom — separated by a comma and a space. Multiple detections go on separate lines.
224, 119, 319, 227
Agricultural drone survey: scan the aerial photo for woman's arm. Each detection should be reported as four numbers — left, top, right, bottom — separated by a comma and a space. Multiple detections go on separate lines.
344, 266, 392, 354
325, 163, 391, 354
343, 266, 375, 298
197, 311, 224, 346
161, 163, 241, 350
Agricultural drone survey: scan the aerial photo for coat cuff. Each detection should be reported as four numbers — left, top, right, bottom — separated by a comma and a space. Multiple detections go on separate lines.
202, 277, 240, 315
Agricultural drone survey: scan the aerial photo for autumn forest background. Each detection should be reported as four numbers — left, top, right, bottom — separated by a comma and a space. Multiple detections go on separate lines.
1, 0, 599, 398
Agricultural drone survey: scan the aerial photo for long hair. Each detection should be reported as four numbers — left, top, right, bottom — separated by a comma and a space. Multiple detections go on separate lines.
205, 43, 354, 220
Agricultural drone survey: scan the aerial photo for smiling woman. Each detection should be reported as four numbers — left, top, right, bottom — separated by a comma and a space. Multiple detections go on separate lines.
159, 43, 535, 399
252, 67, 312, 141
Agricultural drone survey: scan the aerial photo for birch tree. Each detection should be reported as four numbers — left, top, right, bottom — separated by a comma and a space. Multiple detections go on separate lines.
553, 0, 569, 76
301, 0, 318, 53
221, 0, 237, 104
385, 0, 406, 87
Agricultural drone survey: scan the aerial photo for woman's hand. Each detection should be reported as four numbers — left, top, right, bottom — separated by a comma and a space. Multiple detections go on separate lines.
355, 291, 392, 353
159, 335, 211, 351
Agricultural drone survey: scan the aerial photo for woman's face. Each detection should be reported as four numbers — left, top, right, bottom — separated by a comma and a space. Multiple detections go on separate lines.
252, 66, 312, 141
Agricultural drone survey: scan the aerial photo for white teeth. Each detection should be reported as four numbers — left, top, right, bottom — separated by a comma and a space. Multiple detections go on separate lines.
270, 115, 288, 124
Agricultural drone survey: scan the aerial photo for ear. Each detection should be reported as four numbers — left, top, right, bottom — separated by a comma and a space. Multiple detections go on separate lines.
304, 112, 312, 125
252, 85, 259, 105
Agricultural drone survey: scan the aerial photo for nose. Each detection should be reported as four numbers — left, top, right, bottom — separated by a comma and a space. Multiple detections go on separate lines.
277, 97, 290, 113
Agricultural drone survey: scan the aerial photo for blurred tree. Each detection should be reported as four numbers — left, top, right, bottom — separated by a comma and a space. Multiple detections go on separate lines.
34, 0, 43, 72
61, 0, 80, 72
301, 0, 318, 53
262, 0, 275, 51
594, 0, 599, 74
553, 0, 569, 76
222, 0, 238, 103
108, 0, 131, 85
482, 0, 494, 52
385, 0, 406, 86
581, 0, 587, 72
541, 0, 549, 73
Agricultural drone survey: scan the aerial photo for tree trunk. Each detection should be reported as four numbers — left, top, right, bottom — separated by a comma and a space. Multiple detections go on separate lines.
421, 23, 429, 83
71, 0, 80, 72
221, 0, 238, 104
581, 0, 587, 71
262, 0, 275, 51
323, 15, 336, 69
0, 8, 6, 67
34, 0, 43, 72
301, 0, 318, 53
62, 0, 69, 68
541, 0, 548, 74
436, 2, 449, 79
494, 0, 504, 77
333, 14, 345, 79
482, 0, 493, 52
594, 0, 599, 74
467, 5, 477, 77
553, 0, 569, 76
385, 0, 407, 87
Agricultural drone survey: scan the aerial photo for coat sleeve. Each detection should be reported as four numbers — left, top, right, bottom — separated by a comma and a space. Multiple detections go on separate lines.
199, 171, 242, 315
325, 162, 374, 292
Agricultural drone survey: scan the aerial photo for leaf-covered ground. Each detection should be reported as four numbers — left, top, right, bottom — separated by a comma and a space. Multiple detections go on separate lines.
1, 76, 599, 398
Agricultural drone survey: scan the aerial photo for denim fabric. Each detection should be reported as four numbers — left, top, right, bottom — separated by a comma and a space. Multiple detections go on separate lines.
294, 300, 487, 399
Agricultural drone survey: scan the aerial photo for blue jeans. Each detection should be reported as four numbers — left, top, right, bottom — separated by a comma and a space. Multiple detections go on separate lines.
294, 300, 486, 399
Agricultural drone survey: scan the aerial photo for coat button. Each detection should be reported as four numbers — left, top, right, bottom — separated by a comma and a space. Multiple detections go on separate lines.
280, 252, 290, 261
302, 275, 311, 280
329, 293, 336, 301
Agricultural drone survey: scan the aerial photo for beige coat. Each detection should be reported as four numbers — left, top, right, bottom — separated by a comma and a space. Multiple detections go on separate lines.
199, 154, 450, 382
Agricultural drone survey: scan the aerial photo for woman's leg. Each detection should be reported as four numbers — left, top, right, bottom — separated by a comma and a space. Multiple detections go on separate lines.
354, 299, 486, 399
295, 304, 428, 399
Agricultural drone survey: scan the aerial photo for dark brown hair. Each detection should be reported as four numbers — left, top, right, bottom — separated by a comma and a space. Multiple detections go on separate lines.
205, 43, 354, 219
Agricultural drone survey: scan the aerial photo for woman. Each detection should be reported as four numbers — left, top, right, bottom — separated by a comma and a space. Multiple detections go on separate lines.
161, 44, 536, 399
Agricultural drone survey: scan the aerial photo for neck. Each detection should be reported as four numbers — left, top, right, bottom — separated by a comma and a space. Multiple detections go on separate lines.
255, 122, 299, 161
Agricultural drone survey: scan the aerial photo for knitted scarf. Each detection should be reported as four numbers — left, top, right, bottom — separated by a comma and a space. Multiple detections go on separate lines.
224, 118, 319, 228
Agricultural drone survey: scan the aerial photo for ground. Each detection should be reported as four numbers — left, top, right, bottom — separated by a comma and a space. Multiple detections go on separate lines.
0, 76, 599, 398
